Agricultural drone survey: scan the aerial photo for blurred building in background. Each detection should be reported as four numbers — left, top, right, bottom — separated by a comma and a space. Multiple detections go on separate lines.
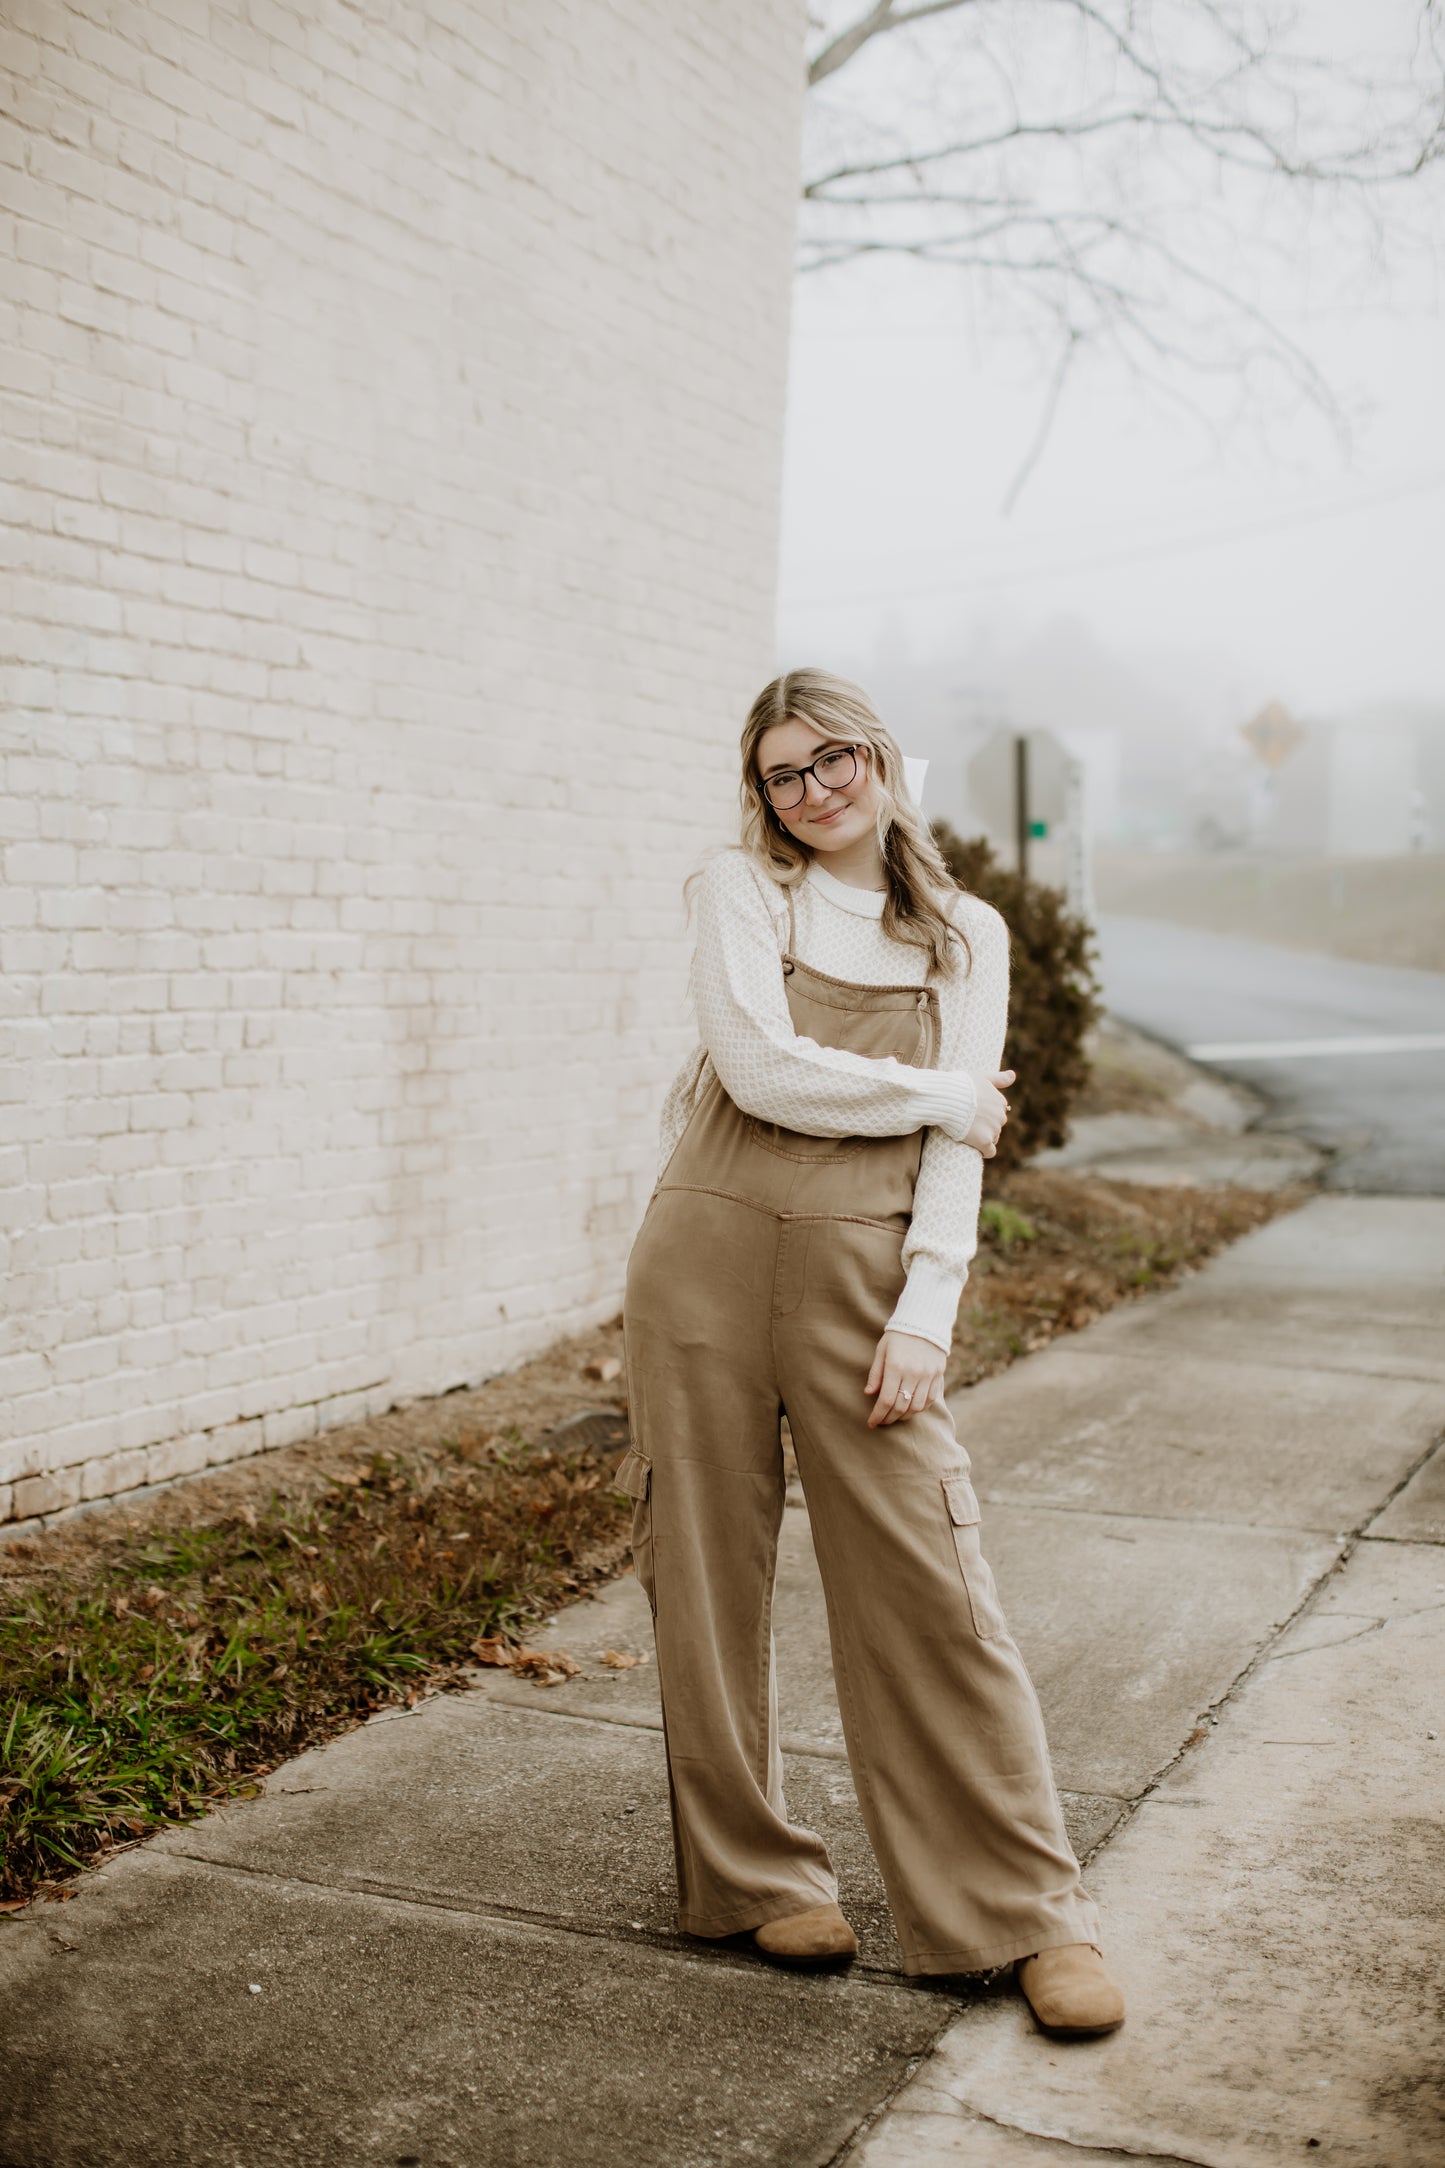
856, 620, 1445, 866
1268, 708, 1443, 856
0, 0, 805, 1528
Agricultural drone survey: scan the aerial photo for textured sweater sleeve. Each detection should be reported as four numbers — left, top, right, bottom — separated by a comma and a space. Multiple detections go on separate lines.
886, 897, 1010, 1354
691, 852, 979, 1142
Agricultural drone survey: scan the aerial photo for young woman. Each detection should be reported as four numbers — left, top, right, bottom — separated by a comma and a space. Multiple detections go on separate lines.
617, 669, 1123, 2038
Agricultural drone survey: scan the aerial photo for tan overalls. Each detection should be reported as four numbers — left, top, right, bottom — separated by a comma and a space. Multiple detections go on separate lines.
619, 899, 1100, 1976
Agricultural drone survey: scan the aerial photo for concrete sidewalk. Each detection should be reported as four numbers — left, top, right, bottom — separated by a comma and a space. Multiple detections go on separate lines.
2, 1195, 1442, 2167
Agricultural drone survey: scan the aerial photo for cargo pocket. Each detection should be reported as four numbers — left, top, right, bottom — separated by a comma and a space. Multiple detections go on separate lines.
614, 1447, 656, 1614
942, 1474, 1007, 1640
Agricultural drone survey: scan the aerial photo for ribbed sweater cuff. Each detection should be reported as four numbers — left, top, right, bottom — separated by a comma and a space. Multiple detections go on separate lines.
886, 1256, 967, 1356
907, 1069, 977, 1143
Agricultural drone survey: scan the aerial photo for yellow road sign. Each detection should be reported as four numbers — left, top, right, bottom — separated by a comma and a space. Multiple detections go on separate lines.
1241, 700, 1304, 770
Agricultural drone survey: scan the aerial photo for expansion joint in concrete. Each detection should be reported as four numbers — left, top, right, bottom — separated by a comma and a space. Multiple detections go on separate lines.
819, 2014, 974, 2168
1360, 1431, 1445, 1536
1114, 1414, 1445, 1820
1068, 1343, 1443, 1390
475, 1689, 860, 1762
158, 1846, 940, 1997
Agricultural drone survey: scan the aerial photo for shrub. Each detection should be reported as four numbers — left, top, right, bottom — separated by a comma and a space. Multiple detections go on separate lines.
933, 823, 1102, 1175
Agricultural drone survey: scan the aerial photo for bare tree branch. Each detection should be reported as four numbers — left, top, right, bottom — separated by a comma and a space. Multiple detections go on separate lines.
999, 330, 1082, 514
798, 0, 1445, 445
808, 0, 980, 88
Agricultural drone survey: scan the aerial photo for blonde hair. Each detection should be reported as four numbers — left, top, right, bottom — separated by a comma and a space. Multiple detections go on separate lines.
738, 668, 966, 978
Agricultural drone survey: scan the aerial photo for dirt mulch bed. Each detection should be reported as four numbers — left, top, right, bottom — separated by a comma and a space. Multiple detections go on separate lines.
0, 1170, 1303, 1907
953, 1168, 1300, 1388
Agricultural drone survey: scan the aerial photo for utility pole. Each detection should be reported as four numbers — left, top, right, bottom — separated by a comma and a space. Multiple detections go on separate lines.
1014, 734, 1030, 880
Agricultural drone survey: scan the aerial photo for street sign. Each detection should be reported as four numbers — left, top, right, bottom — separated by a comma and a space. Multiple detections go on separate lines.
1241, 700, 1304, 770
964, 726, 1092, 916
967, 728, 1070, 834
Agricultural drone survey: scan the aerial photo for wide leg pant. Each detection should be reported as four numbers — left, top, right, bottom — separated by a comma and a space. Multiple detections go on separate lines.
622, 1186, 1100, 1977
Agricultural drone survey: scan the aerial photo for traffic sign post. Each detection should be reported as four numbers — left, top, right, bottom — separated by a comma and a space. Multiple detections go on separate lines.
966, 725, 1093, 922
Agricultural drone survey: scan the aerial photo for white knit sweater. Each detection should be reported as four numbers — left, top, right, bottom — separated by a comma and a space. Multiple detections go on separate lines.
657, 851, 1010, 1353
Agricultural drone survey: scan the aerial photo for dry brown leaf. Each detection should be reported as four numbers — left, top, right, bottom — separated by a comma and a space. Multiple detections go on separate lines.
583, 1357, 622, 1383
0, 1898, 30, 1914
600, 1649, 640, 1669
512, 1647, 582, 1686
470, 1637, 514, 1667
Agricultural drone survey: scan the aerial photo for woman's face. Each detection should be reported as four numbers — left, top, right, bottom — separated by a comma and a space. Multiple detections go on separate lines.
755, 718, 881, 857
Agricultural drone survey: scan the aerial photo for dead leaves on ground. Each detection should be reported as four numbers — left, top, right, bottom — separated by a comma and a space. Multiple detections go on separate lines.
469, 1635, 648, 1686
470, 1636, 580, 1686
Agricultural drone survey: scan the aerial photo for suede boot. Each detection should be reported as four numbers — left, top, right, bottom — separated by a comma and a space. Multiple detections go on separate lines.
1016, 1943, 1124, 2038
753, 1903, 859, 1968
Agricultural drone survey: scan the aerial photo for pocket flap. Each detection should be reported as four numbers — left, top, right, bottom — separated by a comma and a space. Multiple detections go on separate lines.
613, 1447, 651, 1502
942, 1474, 981, 1527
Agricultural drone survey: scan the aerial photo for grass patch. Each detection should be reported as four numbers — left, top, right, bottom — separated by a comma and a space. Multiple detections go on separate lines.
0, 1424, 630, 1903
978, 1198, 1039, 1250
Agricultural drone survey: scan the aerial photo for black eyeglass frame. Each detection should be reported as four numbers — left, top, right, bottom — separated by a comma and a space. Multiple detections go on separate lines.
759, 742, 864, 812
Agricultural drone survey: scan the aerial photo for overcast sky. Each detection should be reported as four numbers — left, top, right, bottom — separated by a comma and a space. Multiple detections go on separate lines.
778, 3, 1445, 728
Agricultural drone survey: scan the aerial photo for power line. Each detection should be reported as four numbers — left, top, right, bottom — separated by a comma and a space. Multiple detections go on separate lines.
781, 470, 1445, 610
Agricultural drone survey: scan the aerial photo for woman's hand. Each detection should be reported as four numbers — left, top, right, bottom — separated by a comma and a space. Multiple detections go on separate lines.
964, 1067, 1016, 1158
865, 1330, 948, 1429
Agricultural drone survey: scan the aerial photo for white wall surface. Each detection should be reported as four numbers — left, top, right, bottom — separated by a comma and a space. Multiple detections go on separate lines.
0, 0, 805, 1526
1271, 723, 1421, 856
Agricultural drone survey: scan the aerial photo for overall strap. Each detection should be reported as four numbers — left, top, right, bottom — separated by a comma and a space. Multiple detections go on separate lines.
784, 883, 797, 959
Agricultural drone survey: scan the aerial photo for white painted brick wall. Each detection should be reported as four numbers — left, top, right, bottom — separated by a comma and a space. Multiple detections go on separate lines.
0, 0, 806, 1526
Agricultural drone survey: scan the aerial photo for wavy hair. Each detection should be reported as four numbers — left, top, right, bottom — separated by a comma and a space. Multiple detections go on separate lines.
738, 668, 967, 978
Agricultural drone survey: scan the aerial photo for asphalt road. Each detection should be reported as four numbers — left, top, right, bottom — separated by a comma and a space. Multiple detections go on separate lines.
1095, 914, 1445, 1196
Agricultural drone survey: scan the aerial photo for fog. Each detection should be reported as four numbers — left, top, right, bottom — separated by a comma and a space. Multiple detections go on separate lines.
778, 0, 1445, 856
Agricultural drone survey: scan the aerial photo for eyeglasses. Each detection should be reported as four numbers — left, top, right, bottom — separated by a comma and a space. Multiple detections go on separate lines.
760, 744, 862, 811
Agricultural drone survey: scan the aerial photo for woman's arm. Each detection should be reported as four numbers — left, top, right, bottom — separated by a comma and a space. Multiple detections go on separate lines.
691, 851, 979, 1143
885, 896, 1010, 1356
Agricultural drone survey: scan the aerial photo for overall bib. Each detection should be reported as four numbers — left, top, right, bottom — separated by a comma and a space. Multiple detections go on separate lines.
620, 903, 1100, 1975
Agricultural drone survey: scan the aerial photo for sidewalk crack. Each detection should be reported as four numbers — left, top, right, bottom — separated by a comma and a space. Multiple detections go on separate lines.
1266, 1597, 1445, 1663
947, 2101, 1222, 2168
